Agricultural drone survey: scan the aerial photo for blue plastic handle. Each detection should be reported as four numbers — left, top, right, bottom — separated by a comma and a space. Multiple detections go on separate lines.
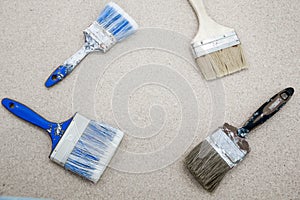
45, 65, 69, 88
2, 98, 73, 151
2, 98, 52, 130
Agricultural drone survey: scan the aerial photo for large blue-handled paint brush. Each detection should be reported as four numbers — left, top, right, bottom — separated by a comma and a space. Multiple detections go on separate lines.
45, 2, 138, 88
2, 98, 124, 183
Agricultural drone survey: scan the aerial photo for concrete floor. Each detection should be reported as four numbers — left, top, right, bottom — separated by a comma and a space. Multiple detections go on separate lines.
0, 0, 299, 199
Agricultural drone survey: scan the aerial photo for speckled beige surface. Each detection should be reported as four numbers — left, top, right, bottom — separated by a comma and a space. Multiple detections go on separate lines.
0, 0, 299, 200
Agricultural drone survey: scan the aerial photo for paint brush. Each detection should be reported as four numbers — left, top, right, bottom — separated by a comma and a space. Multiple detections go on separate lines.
2, 98, 124, 183
188, 0, 246, 80
45, 2, 138, 88
185, 87, 294, 192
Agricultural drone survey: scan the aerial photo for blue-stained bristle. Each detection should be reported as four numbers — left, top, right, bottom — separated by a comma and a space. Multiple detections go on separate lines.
97, 6, 115, 23
64, 120, 123, 182
96, 3, 137, 41
65, 161, 94, 178
71, 145, 99, 161
111, 20, 129, 35
103, 14, 122, 29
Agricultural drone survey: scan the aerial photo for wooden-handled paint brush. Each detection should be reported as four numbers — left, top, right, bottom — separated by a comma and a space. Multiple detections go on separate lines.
185, 87, 294, 192
2, 98, 124, 183
188, 0, 246, 80
45, 2, 138, 88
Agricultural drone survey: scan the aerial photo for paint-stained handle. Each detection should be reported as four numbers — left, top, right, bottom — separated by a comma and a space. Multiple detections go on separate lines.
2, 98, 74, 151
45, 45, 89, 88
2, 98, 52, 131
237, 87, 294, 137
45, 65, 69, 88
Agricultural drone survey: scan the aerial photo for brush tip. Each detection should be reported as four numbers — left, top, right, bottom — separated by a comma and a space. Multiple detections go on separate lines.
107, 2, 139, 30
195, 44, 246, 80
97, 2, 138, 41
185, 140, 231, 192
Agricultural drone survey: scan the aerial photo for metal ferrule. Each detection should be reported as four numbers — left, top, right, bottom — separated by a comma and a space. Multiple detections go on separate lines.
84, 21, 117, 53
206, 128, 249, 168
50, 113, 90, 166
191, 31, 241, 58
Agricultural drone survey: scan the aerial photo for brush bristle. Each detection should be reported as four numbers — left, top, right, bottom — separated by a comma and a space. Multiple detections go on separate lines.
97, 2, 138, 41
185, 140, 230, 192
196, 44, 246, 80
64, 120, 123, 183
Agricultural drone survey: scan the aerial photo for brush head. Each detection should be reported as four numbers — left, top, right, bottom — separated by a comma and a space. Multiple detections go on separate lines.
97, 2, 138, 41
192, 31, 246, 80
186, 139, 230, 192
83, 2, 138, 53
50, 113, 124, 183
185, 124, 249, 192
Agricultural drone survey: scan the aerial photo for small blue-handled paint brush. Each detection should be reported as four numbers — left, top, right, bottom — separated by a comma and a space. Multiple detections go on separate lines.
2, 98, 124, 183
45, 2, 138, 88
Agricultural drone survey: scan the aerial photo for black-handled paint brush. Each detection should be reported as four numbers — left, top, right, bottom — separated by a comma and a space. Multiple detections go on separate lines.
185, 87, 294, 192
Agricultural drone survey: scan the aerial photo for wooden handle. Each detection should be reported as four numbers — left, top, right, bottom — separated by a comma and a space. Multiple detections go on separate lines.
188, 0, 210, 22
188, 0, 233, 42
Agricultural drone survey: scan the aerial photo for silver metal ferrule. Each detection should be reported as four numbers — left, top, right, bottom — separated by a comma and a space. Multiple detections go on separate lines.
206, 129, 248, 168
50, 113, 90, 166
84, 21, 117, 53
191, 31, 240, 58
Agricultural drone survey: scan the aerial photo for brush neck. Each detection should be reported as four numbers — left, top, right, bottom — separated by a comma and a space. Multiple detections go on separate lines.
189, 0, 211, 22
188, 0, 234, 43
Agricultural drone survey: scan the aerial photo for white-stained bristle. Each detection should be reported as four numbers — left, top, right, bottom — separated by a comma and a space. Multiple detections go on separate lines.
196, 44, 246, 80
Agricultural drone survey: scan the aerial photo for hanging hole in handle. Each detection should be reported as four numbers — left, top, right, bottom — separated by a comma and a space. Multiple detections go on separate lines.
280, 92, 289, 100
51, 75, 58, 81
9, 103, 15, 109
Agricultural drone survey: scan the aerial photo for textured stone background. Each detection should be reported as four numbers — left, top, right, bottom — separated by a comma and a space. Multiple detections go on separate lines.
0, 0, 299, 199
